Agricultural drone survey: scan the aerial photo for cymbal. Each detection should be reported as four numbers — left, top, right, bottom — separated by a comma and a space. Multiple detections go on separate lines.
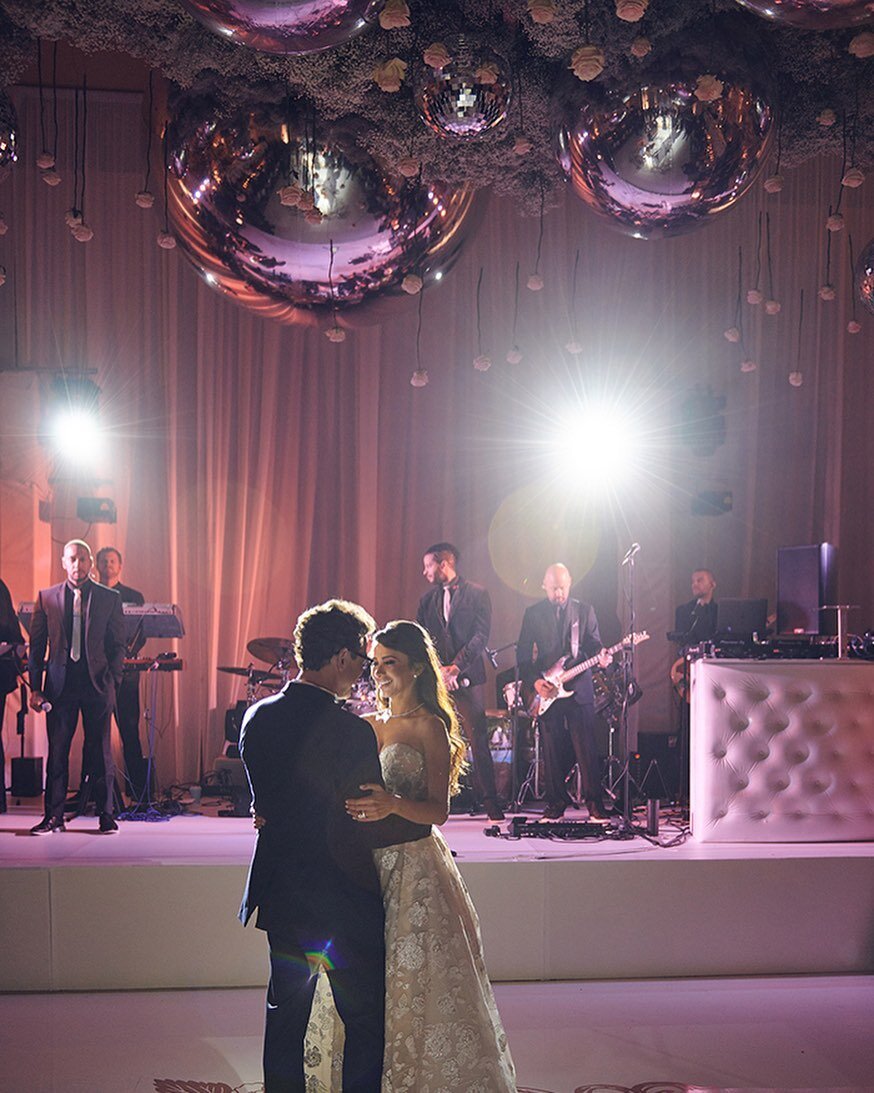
217, 665, 281, 683
247, 636, 295, 664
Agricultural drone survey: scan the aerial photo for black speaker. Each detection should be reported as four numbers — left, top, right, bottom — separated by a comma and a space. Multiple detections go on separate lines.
224, 700, 248, 745
11, 757, 43, 798
777, 543, 837, 636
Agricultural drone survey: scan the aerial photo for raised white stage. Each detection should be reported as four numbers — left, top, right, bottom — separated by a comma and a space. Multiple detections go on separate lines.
2, 802, 872, 993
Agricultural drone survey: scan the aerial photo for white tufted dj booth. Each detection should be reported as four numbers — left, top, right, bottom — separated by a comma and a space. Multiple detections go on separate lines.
690, 659, 874, 842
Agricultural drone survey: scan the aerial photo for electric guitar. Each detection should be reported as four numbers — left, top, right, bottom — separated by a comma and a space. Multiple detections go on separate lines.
530, 631, 650, 717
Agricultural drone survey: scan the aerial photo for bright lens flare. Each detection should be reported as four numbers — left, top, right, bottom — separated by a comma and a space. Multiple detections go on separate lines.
551, 405, 640, 495
49, 409, 106, 466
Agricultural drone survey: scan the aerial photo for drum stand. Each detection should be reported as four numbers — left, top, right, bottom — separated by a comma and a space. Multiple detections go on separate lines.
513, 714, 544, 807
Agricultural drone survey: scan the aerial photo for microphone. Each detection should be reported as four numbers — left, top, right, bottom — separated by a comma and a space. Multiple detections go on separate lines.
621, 542, 641, 566
485, 647, 499, 669
38, 699, 52, 713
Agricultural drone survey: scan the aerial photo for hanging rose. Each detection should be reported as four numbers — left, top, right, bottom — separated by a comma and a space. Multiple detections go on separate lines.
36, 151, 55, 170
402, 273, 423, 295
325, 325, 346, 343
527, 272, 544, 291
847, 320, 861, 334
747, 289, 763, 305
527, 0, 557, 25
423, 42, 452, 70
410, 369, 429, 387
788, 372, 803, 387
278, 183, 304, 207
476, 62, 500, 86
157, 230, 176, 249
506, 346, 523, 364
296, 191, 315, 212
397, 156, 420, 178
41, 169, 62, 186
723, 327, 741, 343
848, 31, 874, 59
379, 0, 410, 30
616, 0, 648, 23
818, 284, 835, 302
373, 57, 408, 92
135, 190, 155, 209
304, 208, 323, 224
565, 339, 583, 354
694, 74, 724, 103
473, 354, 492, 371
817, 108, 836, 127
0, 266, 6, 287
765, 299, 781, 315
841, 167, 864, 188
513, 137, 532, 156
570, 44, 605, 82
826, 212, 844, 232
740, 358, 757, 373
72, 223, 94, 242
630, 37, 652, 59
763, 174, 783, 194
0, 216, 7, 236
65, 209, 82, 228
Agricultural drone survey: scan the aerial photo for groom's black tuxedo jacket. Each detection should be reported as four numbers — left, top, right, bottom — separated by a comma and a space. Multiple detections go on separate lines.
239, 681, 429, 948
516, 597, 602, 707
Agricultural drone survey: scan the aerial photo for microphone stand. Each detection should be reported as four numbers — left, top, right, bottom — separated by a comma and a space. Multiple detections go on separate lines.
485, 641, 522, 808
615, 545, 639, 836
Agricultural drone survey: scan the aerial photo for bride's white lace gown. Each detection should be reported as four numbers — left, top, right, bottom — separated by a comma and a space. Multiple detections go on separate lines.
305, 741, 516, 1092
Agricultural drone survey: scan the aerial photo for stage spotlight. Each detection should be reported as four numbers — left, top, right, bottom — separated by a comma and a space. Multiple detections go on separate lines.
41, 375, 107, 470
551, 402, 642, 495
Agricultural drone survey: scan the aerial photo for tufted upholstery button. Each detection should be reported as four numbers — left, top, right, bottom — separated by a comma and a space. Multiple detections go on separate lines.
713, 746, 727, 759
755, 749, 770, 761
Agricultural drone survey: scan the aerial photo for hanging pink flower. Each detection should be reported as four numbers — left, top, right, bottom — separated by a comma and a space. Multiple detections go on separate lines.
423, 43, 452, 70
402, 273, 423, 295
565, 339, 583, 354
527, 272, 544, 291
765, 299, 781, 315
397, 156, 420, 178
740, 358, 758, 373
747, 289, 763, 305
506, 346, 523, 364
304, 209, 323, 224
278, 183, 304, 207
694, 74, 724, 103
630, 37, 652, 59
72, 223, 94, 242
41, 169, 62, 186
723, 327, 741, 343
410, 369, 429, 387
476, 62, 500, 85
0, 266, 6, 287
847, 320, 861, 334
841, 167, 865, 188
826, 213, 844, 233
848, 30, 874, 59
527, 0, 557, 25
0, 216, 8, 236
763, 174, 783, 194
788, 372, 803, 387
818, 284, 836, 302
513, 137, 532, 156
36, 152, 55, 169
157, 231, 177, 249
135, 190, 155, 209
379, 0, 410, 30
616, 0, 649, 23
373, 58, 408, 92
325, 325, 346, 343
817, 108, 836, 127
473, 354, 492, 371
570, 45, 605, 82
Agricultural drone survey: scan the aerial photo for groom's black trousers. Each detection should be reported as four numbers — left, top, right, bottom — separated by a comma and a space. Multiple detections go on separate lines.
265, 929, 385, 1093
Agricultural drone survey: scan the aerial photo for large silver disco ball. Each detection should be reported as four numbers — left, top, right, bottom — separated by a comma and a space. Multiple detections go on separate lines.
180, 0, 383, 56
857, 238, 874, 317
165, 100, 478, 323
734, 0, 872, 29
553, 18, 776, 238
0, 92, 18, 183
415, 36, 512, 139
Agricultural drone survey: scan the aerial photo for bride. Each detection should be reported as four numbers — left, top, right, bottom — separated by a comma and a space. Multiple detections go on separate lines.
308, 619, 516, 1092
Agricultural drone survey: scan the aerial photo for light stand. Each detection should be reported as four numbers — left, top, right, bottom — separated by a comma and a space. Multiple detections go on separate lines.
485, 641, 529, 809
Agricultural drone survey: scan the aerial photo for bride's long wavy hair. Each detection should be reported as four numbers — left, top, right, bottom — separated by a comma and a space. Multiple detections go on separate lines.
372, 620, 468, 796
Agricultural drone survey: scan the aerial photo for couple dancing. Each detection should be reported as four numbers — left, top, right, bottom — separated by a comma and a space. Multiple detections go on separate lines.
239, 599, 516, 1092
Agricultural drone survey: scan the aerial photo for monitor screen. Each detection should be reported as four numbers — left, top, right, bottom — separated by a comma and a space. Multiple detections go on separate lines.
716, 598, 768, 640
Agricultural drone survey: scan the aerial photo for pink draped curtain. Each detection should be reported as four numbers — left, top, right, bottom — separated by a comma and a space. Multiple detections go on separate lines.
1, 86, 871, 785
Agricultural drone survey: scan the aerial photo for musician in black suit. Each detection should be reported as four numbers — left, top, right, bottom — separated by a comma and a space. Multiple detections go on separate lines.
28, 539, 126, 834
674, 569, 718, 647
517, 563, 610, 820
94, 546, 148, 801
0, 576, 25, 813
240, 599, 430, 1093
416, 542, 503, 821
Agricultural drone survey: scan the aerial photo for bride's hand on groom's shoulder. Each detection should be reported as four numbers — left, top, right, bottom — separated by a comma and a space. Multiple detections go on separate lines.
346, 783, 398, 822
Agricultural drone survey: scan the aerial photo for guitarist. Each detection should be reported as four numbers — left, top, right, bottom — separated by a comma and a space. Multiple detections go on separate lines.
517, 563, 612, 821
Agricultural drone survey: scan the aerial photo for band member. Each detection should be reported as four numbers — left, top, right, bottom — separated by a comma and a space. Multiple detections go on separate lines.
517, 563, 610, 821
674, 569, 718, 646
0, 576, 25, 814
416, 542, 504, 821
95, 547, 148, 801
28, 540, 126, 834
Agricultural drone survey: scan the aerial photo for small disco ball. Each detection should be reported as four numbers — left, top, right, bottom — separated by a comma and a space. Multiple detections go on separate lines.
553, 15, 776, 238
856, 238, 874, 317
416, 36, 512, 139
0, 92, 18, 182
734, 0, 872, 30
180, 0, 383, 56
165, 97, 478, 323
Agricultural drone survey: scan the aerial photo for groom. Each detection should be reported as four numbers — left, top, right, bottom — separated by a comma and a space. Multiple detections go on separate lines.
239, 599, 430, 1093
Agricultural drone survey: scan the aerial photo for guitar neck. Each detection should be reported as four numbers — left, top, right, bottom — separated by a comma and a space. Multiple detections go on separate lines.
558, 643, 618, 686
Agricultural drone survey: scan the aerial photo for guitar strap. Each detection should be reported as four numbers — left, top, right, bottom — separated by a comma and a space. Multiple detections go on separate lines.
570, 603, 580, 660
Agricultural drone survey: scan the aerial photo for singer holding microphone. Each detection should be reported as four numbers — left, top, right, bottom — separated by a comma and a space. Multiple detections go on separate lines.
27, 539, 126, 835
416, 542, 504, 820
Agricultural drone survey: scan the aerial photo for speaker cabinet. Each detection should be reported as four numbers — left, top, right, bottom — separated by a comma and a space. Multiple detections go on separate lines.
777, 543, 837, 636
11, 757, 43, 798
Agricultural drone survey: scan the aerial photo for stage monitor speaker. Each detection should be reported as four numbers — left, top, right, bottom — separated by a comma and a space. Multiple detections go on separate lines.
11, 757, 43, 798
777, 543, 837, 636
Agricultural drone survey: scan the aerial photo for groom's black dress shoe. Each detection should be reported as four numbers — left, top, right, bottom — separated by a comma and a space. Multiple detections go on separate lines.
31, 816, 66, 835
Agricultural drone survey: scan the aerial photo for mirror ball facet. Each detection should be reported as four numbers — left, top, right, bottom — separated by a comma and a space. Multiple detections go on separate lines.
857, 238, 874, 317
180, 0, 383, 56
416, 36, 512, 139
0, 92, 18, 182
734, 0, 872, 30
554, 25, 776, 238
165, 101, 477, 322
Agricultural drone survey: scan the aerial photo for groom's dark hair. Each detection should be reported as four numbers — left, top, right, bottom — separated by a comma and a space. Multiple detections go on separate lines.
294, 599, 376, 670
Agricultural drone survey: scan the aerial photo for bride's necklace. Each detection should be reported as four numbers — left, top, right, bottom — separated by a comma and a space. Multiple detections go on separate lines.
388, 701, 426, 719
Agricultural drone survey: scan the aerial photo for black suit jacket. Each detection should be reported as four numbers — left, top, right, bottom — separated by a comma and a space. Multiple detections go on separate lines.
517, 597, 602, 706
28, 580, 126, 700
416, 577, 491, 686
239, 681, 430, 942
674, 598, 718, 645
